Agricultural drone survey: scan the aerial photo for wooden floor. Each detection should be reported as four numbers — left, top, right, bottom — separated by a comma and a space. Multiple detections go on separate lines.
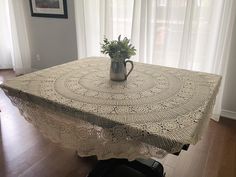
0, 70, 236, 177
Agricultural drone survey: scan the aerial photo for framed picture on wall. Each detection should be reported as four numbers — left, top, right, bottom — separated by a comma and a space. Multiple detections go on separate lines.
29, 0, 68, 18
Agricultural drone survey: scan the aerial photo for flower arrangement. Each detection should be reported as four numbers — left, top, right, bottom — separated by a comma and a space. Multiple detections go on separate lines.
101, 35, 136, 61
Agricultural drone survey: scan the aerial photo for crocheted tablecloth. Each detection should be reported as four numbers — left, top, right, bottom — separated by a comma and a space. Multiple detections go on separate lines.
1, 57, 221, 160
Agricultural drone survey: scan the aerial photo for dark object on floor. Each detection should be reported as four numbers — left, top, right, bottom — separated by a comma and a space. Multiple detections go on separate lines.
87, 158, 165, 177
173, 144, 190, 156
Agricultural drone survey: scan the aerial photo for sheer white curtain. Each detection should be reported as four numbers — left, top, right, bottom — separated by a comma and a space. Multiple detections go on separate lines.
0, 0, 31, 75
132, 0, 235, 71
74, 0, 236, 121
0, 0, 12, 69
74, 0, 133, 58
131, 0, 236, 121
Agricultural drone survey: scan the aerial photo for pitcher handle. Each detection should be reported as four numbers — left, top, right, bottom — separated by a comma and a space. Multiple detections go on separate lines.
125, 60, 134, 79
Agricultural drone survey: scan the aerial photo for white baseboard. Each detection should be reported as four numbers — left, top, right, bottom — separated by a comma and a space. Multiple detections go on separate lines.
221, 109, 236, 120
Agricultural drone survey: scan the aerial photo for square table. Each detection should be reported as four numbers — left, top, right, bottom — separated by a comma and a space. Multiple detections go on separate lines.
1, 57, 221, 162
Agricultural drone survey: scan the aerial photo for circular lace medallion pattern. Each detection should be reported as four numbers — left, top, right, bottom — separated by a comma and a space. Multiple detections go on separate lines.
2, 57, 221, 159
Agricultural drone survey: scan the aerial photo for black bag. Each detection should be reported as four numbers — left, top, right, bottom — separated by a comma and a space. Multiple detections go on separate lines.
88, 158, 165, 177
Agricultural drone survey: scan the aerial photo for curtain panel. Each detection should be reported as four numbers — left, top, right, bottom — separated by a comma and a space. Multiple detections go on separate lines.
0, 0, 31, 75
0, 0, 12, 69
74, 0, 236, 121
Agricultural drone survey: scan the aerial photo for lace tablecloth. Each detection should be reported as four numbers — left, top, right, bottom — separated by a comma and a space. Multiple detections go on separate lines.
1, 57, 221, 160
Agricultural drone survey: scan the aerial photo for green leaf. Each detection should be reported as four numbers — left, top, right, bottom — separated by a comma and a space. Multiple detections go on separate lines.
100, 35, 136, 61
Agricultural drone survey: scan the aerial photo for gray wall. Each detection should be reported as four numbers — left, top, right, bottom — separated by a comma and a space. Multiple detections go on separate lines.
23, 0, 77, 69
222, 18, 236, 113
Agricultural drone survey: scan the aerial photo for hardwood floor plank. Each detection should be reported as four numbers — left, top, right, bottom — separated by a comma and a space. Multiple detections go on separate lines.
202, 120, 231, 177
217, 128, 236, 177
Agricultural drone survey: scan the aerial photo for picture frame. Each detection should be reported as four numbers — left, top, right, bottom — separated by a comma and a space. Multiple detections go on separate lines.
29, 0, 68, 19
